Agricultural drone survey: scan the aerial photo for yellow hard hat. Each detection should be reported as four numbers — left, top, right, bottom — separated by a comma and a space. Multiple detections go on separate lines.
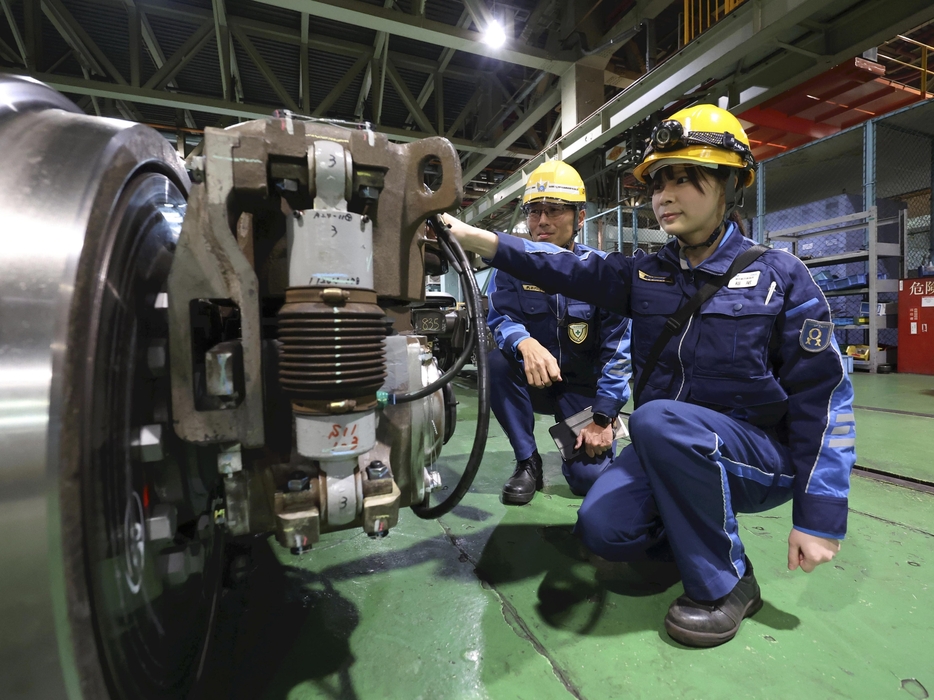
521, 160, 586, 206
633, 104, 756, 188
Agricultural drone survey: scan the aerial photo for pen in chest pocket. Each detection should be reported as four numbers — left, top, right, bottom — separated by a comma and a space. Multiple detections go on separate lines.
765, 281, 777, 306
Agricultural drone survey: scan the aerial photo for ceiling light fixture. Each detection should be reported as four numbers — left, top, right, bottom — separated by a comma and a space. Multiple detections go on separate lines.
484, 19, 507, 48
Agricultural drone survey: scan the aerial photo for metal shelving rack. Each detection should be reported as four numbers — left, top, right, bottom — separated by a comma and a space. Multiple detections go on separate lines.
768, 206, 905, 373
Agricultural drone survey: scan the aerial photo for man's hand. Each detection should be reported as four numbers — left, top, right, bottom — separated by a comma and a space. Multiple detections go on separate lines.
787, 528, 840, 572
439, 213, 499, 259
517, 338, 562, 388
574, 422, 614, 458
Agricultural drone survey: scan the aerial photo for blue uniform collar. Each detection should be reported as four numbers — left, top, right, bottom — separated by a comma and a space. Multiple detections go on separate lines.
657, 222, 744, 275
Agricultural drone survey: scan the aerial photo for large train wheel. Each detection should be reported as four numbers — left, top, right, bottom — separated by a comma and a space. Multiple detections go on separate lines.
0, 76, 223, 699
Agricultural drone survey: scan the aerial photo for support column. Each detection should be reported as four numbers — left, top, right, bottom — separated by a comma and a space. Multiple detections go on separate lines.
863, 119, 876, 211
559, 63, 603, 136
756, 162, 765, 244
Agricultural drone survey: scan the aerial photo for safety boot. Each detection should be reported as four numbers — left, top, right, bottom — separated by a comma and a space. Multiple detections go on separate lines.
664, 557, 762, 648
502, 451, 543, 505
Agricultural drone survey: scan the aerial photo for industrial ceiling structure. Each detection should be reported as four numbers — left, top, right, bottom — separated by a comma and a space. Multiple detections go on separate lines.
1, 0, 933, 229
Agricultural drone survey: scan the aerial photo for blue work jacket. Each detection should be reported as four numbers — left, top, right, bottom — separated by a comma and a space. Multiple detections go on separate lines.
487, 241, 632, 418
490, 223, 856, 540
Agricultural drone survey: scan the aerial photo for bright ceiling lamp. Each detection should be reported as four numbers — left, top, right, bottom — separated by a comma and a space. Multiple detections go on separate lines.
484, 19, 507, 48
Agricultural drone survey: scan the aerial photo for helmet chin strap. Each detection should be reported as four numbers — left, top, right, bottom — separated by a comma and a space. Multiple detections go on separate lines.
677, 170, 747, 251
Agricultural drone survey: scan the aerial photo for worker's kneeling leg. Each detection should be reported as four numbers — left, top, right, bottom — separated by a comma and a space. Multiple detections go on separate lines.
574, 444, 665, 561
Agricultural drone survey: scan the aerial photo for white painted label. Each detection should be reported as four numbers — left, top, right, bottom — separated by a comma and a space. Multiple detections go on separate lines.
911, 322, 918, 334
728, 271, 761, 289
922, 296, 934, 308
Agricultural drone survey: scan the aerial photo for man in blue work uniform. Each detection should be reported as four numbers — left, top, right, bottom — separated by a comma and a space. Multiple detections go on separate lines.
443, 105, 854, 647
487, 160, 632, 505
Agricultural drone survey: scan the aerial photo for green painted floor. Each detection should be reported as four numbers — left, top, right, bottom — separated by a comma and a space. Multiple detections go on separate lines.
206, 372, 934, 700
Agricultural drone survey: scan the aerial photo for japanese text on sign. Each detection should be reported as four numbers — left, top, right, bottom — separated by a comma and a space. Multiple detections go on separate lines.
908, 280, 934, 295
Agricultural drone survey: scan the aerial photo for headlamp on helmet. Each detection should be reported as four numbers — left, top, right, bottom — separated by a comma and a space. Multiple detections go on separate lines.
651, 120, 684, 151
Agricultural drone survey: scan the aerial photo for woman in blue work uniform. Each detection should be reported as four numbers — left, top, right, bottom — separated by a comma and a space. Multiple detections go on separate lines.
442, 104, 855, 648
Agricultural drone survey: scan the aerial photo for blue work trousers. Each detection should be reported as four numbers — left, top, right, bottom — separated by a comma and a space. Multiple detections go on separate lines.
488, 347, 614, 496
575, 399, 795, 600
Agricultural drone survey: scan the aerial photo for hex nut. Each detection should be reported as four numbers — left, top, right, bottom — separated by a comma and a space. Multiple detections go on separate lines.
366, 460, 390, 480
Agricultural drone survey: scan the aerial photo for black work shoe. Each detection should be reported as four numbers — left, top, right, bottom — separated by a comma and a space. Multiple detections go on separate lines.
664, 558, 763, 648
502, 452, 543, 505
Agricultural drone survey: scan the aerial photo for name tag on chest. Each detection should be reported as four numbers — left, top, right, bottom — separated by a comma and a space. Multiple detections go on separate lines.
727, 271, 760, 289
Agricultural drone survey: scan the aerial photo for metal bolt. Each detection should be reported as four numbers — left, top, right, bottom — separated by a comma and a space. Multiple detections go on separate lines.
145, 503, 177, 541
366, 460, 390, 480
147, 339, 167, 375
424, 469, 443, 493
132, 424, 164, 463
217, 443, 242, 475
206, 340, 242, 398
287, 470, 311, 492
188, 156, 205, 183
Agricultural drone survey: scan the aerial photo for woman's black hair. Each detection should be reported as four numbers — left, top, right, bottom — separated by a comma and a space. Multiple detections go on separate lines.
645, 164, 747, 235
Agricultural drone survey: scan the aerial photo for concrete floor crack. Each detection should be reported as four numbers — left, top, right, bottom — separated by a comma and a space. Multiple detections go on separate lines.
436, 519, 587, 700
848, 508, 934, 538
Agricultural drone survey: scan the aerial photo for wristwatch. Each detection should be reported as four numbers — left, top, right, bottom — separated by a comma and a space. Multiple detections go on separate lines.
591, 411, 614, 428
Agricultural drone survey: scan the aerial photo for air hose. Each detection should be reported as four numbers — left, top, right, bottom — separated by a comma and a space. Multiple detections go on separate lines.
410, 216, 491, 519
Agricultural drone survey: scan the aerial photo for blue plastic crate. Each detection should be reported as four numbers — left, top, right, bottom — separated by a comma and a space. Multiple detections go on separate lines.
833, 274, 867, 290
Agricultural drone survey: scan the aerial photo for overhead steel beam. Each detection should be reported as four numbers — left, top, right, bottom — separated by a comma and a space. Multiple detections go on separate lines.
312, 50, 370, 116
128, 1, 484, 83
730, 0, 934, 114
300, 12, 309, 112
0, 34, 19, 63
42, 0, 126, 82
463, 85, 560, 181
253, 0, 575, 74
230, 23, 298, 112
404, 8, 471, 128
461, 0, 494, 30
10, 70, 522, 153
212, 0, 232, 99
0, 0, 27, 65
122, 0, 198, 127
461, 0, 843, 223
445, 84, 482, 138
142, 22, 213, 91
385, 57, 435, 134
353, 0, 393, 119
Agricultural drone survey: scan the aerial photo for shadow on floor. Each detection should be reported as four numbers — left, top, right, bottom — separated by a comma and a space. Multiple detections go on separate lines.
200, 537, 361, 700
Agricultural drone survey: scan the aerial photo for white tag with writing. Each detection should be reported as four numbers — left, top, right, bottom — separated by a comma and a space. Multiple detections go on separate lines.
727, 271, 761, 289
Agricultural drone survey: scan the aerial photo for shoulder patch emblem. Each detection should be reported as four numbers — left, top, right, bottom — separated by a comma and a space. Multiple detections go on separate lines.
800, 319, 834, 352
568, 322, 589, 344
638, 269, 672, 284
522, 284, 545, 293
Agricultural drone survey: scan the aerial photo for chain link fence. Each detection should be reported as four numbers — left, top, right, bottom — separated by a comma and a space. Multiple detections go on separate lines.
876, 103, 934, 273
581, 206, 668, 254
752, 98, 934, 367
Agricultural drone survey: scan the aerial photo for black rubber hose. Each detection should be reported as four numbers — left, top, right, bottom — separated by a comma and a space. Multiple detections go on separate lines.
411, 216, 491, 519
382, 224, 476, 405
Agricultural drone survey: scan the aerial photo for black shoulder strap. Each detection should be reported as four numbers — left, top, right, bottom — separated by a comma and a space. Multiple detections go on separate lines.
633, 244, 770, 407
